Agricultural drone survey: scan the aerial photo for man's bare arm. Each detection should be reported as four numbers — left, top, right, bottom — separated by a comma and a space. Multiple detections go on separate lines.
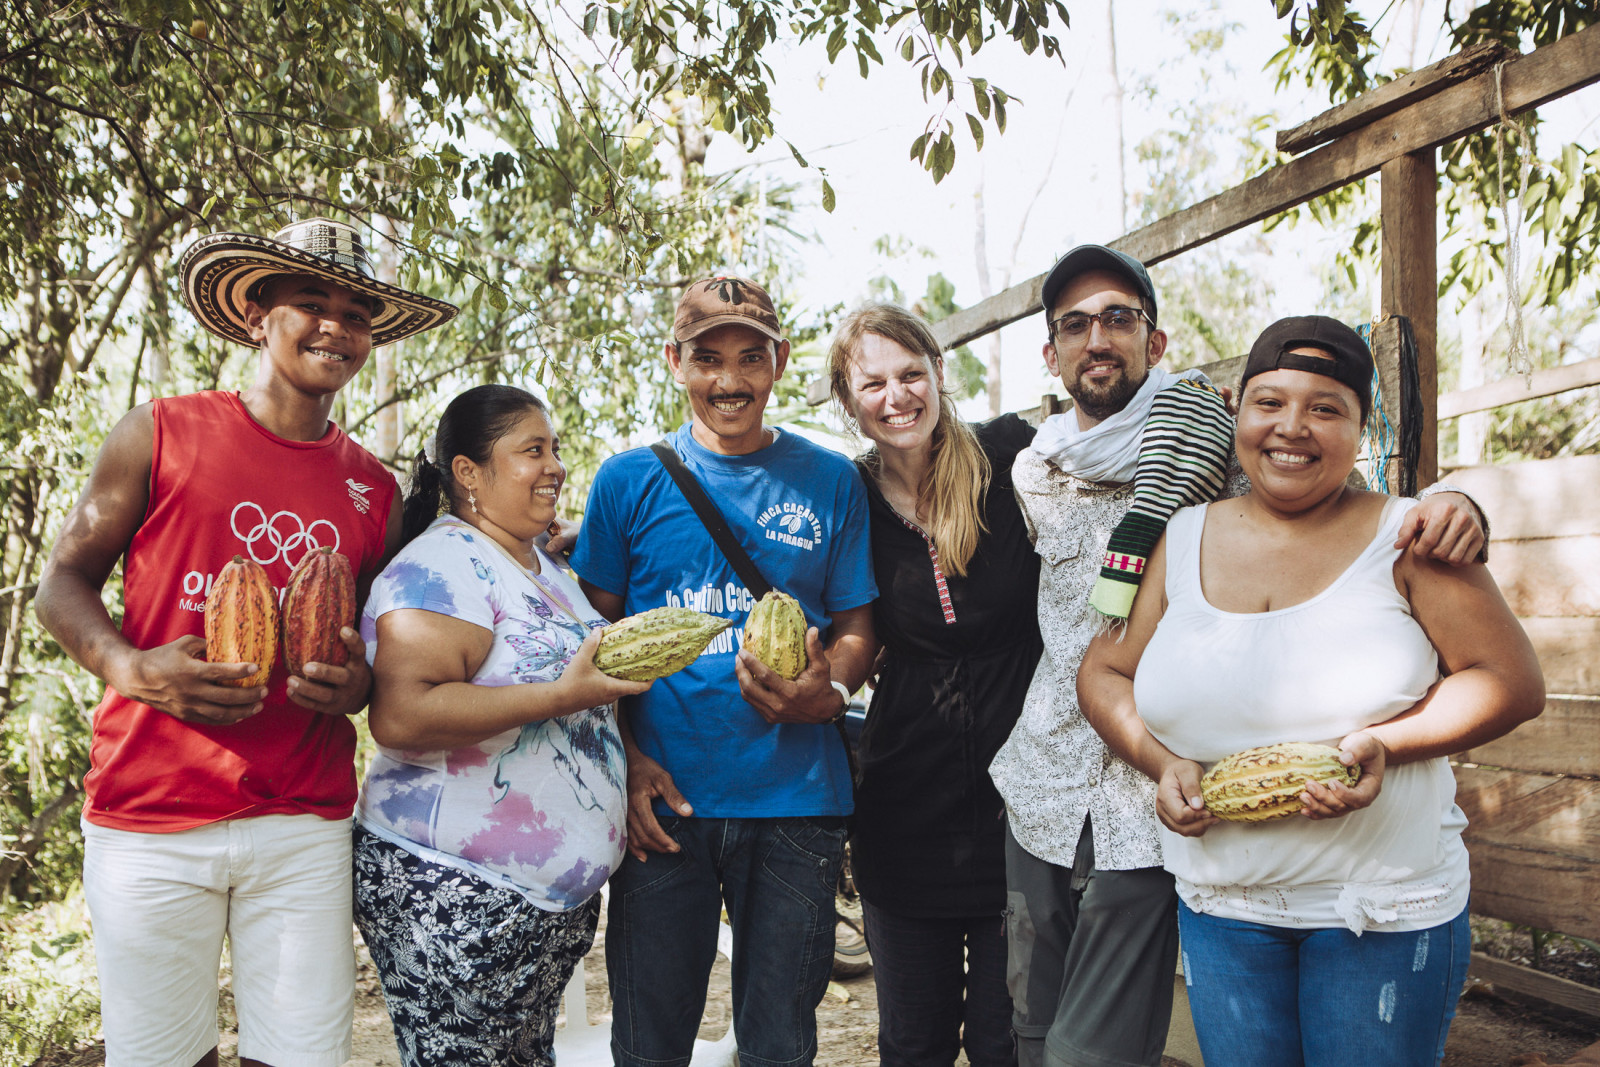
35, 406, 262, 723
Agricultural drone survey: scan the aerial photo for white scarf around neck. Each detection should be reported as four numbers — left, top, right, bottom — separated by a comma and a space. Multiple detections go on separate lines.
1029, 365, 1211, 483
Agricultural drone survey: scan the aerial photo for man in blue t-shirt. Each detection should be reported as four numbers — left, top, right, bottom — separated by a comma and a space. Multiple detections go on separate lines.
571, 275, 877, 1067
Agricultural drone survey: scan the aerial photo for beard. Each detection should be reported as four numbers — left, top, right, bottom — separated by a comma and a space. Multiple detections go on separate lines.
1065, 357, 1148, 421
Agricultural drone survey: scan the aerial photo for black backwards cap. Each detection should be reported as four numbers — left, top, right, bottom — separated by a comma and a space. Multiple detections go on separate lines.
1241, 315, 1374, 421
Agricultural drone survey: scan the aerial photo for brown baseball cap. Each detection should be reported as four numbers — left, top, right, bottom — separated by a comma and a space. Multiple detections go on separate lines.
672, 275, 783, 343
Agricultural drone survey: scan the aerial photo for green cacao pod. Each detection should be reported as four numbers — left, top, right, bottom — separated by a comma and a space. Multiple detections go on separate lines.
1200, 742, 1360, 823
743, 591, 808, 680
594, 607, 732, 681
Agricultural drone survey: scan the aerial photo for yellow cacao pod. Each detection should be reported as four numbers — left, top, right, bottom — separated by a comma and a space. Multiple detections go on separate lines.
1200, 742, 1360, 823
204, 555, 278, 688
743, 590, 807, 680
281, 547, 356, 678
594, 607, 732, 681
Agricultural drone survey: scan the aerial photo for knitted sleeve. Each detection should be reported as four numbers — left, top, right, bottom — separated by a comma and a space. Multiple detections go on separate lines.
1088, 377, 1235, 621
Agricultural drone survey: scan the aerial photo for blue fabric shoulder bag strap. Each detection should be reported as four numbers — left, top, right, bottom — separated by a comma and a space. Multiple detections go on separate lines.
649, 440, 859, 786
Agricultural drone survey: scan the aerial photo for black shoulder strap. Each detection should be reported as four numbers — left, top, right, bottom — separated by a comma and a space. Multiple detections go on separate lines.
651, 439, 858, 787
650, 441, 772, 599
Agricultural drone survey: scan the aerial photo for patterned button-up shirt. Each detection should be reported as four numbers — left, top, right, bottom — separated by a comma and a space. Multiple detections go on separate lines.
989, 446, 1248, 871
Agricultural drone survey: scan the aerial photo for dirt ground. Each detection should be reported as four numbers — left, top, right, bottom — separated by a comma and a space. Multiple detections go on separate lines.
35, 915, 1600, 1067
336, 912, 1599, 1067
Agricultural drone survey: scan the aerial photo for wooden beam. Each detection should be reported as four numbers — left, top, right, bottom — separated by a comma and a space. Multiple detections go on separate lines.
934, 24, 1600, 351
1438, 454, 1600, 540
1468, 953, 1600, 1019
1277, 42, 1513, 154
1458, 695, 1600, 777
1438, 356, 1600, 419
1368, 318, 1415, 493
1457, 767, 1600, 940
1522, 616, 1600, 696
1485, 536, 1600, 617
1381, 152, 1439, 487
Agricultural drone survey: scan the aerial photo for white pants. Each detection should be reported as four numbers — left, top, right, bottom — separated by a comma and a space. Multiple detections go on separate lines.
82, 814, 355, 1067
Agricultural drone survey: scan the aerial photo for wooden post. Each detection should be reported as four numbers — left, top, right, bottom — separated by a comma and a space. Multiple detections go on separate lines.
1380, 149, 1438, 486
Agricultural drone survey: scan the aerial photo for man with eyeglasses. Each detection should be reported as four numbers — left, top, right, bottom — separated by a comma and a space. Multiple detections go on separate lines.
988, 244, 1490, 1067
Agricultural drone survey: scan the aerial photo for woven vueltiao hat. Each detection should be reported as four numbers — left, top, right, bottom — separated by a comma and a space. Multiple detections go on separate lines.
180, 218, 459, 348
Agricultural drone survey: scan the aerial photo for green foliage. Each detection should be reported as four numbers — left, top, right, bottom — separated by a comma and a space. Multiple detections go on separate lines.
1264, 1, 1600, 311
0, 887, 98, 1064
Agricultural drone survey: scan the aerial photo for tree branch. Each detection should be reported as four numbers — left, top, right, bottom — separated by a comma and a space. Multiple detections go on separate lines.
0, 784, 82, 900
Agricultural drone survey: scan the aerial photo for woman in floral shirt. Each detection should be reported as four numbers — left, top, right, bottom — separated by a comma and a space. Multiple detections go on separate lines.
354, 384, 650, 1067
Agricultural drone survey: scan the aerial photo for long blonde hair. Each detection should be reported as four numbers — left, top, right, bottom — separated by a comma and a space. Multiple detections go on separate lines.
828, 304, 991, 577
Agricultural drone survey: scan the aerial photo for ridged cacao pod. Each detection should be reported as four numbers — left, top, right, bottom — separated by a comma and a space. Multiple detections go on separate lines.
1201, 742, 1360, 823
594, 607, 732, 681
204, 554, 278, 688
281, 546, 356, 678
743, 591, 808, 680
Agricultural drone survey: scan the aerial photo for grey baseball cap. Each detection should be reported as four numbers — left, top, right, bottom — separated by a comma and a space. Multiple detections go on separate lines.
1040, 244, 1158, 325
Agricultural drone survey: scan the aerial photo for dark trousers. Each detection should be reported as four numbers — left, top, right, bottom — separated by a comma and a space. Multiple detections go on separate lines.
606, 815, 846, 1067
861, 900, 1015, 1067
1004, 818, 1179, 1067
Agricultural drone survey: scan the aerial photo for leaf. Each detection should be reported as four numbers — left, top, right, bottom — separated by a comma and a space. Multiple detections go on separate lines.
788, 141, 810, 168
901, 35, 914, 60
910, 131, 930, 161
826, 23, 847, 63
822, 178, 836, 213
1275, 0, 1294, 16
994, 98, 1007, 133
1324, 0, 1345, 35
966, 112, 984, 150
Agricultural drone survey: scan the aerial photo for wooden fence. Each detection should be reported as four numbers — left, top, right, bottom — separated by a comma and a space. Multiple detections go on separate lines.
1449, 453, 1600, 1016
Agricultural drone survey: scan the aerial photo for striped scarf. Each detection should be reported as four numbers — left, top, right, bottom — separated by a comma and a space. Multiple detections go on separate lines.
1032, 369, 1234, 622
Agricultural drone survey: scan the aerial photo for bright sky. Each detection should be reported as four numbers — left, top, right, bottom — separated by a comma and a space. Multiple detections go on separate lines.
686, 0, 1600, 426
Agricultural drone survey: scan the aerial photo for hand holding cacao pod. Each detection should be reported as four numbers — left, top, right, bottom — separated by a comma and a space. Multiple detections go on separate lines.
594, 607, 732, 681
743, 591, 808, 680
1200, 742, 1361, 824
281, 546, 357, 679
204, 555, 278, 689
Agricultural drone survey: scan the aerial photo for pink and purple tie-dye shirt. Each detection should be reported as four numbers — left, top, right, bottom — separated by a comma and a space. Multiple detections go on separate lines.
356, 518, 625, 911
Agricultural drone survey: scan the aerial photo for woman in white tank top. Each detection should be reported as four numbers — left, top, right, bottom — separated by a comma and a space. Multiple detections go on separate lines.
1077, 316, 1544, 1067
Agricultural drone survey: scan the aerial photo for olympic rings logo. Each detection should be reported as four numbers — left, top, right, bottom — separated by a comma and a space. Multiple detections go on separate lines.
230, 501, 341, 566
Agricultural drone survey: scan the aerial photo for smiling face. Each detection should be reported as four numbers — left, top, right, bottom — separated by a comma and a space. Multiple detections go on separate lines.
244, 273, 378, 397
455, 406, 566, 553
842, 332, 944, 459
668, 322, 790, 455
1236, 349, 1364, 512
1042, 269, 1166, 428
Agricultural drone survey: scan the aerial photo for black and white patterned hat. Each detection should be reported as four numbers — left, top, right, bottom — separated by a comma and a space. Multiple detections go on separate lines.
180, 218, 459, 348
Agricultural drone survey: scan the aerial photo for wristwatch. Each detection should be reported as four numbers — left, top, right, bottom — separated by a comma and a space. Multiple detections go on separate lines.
828, 680, 852, 723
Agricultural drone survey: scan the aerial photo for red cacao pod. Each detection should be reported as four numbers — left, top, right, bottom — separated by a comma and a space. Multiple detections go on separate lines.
204, 555, 278, 688
280, 546, 356, 678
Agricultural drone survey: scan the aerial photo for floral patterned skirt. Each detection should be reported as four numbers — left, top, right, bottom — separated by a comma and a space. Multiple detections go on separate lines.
353, 824, 601, 1067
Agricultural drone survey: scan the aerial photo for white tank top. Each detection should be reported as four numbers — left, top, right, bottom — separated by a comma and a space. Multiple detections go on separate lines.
1134, 497, 1470, 934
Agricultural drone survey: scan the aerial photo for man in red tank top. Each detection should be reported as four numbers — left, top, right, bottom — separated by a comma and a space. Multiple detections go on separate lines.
35, 219, 456, 1067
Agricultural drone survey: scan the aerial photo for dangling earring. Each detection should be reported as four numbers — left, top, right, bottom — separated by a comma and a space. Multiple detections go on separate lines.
468, 491, 478, 515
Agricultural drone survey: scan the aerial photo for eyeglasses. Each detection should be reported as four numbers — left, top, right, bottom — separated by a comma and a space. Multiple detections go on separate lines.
1048, 307, 1152, 346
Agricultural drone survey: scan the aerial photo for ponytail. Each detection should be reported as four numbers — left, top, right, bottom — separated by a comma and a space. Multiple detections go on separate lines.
398, 450, 447, 551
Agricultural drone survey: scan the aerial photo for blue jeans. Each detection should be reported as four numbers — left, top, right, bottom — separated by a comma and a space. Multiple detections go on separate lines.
606, 815, 846, 1067
1178, 903, 1471, 1067
861, 900, 1014, 1067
